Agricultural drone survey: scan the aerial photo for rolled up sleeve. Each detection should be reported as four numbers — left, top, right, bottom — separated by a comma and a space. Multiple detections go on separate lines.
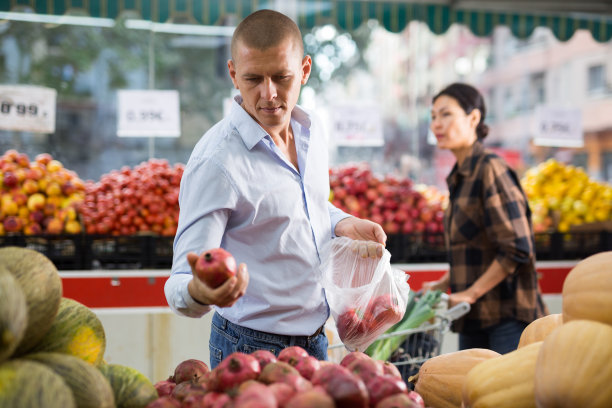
482, 161, 534, 274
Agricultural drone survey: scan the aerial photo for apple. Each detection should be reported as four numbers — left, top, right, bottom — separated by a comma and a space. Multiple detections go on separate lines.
27, 193, 46, 212
2, 171, 18, 189
194, 248, 237, 288
45, 217, 64, 234
3, 216, 22, 233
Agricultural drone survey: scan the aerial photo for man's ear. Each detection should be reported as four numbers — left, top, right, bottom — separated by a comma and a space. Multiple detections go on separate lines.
301, 55, 312, 85
228, 59, 239, 89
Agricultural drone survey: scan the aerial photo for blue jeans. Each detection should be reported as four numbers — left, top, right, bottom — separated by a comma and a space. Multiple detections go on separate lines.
459, 319, 528, 354
209, 312, 329, 369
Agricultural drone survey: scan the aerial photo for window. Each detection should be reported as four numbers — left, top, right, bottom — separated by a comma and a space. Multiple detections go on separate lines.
529, 72, 545, 109
587, 64, 606, 94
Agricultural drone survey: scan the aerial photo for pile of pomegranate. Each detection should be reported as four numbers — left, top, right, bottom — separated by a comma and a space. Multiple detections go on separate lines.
149, 347, 425, 407
79, 159, 183, 236
329, 163, 446, 237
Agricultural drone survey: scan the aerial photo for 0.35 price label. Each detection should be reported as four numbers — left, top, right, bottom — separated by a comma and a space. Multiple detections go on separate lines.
0, 86, 56, 133
117, 90, 181, 137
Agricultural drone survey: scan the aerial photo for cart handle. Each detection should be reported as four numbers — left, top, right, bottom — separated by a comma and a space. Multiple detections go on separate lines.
444, 301, 470, 321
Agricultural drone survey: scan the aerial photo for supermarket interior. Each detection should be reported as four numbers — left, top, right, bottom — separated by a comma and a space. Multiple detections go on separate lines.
1, 1, 611, 407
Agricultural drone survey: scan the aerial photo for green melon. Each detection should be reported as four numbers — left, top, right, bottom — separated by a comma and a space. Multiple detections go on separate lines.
0, 359, 76, 408
98, 363, 158, 408
25, 352, 115, 408
0, 246, 63, 355
0, 267, 27, 363
29, 297, 106, 366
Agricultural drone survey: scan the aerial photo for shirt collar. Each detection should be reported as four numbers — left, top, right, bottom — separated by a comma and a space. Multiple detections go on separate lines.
456, 140, 485, 177
229, 95, 312, 150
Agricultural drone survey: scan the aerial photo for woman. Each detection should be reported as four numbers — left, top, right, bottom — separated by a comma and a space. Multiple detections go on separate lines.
422, 83, 547, 354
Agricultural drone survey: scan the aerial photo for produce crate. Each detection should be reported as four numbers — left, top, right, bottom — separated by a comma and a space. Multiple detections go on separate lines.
534, 230, 612, 260
0, 234, 86, 270
83, 235, 174, 269
386, 233, 448, 263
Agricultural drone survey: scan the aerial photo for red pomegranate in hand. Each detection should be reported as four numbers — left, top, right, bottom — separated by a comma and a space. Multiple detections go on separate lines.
194, 248, 237, 288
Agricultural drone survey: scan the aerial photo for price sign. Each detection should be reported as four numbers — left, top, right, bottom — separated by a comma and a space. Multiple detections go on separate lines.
0, 85, 56, 133
533, 106, 583, 147
117, 90, 181, 137
329, 104, 384, 146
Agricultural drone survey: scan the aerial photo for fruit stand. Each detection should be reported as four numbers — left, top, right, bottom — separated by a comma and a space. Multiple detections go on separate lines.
1, 150, 611, 407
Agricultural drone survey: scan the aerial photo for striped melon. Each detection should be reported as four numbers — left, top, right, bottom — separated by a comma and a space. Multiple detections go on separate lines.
98, 363, 158, 408
26, 352, 115, 408
29, 297, 106, 366
0, 246, 62, 355
0, 267, 27, 363
0, 359, 76, 408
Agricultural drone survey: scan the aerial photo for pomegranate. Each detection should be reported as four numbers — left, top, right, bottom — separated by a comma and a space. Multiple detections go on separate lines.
172, 358, 209, 384
278, 345, 309, 366
347, 357, 384, 384
340, 351, 371, 368
182, 393, 206, 408
407, 390, 425, 408
366, 374, 408, 406
170, 382, 205, 402
154, 380, 176, 397
294, 355, 321, 380
201, 391, 228, 407
375, 392, 421, 408
379, 361, 403, 379
286, 388, 336, 408
233, 382, 276, 407
250, 349, 277, 369
208, 352, 260, 392
194, 248, 237, 288
312, 364, 369, 408
268, 382, 296, 406
259, 361, 300, 384
144, 396, 181, 408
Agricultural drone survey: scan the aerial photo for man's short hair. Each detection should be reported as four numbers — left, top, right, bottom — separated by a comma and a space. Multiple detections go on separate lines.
231, 9, 304, 61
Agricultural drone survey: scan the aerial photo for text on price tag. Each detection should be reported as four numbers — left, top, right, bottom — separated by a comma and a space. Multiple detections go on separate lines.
0, 85, 56, 133
117, 90, 181, 137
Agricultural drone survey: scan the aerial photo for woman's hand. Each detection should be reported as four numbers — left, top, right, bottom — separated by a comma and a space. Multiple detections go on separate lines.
448, 290, 477, 307
186, 252, 249, 308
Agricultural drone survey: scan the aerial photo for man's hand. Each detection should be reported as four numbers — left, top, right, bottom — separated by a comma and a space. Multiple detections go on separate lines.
335, 217, 387, 258
186, 252, 249, 308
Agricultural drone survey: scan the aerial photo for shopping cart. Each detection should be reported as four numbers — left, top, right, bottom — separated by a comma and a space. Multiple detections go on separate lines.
383, 294, 470, 385
327, 293, 470, 386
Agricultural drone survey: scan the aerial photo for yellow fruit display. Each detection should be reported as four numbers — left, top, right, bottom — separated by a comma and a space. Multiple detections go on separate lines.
521, 158, 612, 232
0, 150, 85, 235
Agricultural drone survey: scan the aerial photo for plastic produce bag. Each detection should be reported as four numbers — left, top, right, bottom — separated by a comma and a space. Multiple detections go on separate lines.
320, 236, 411, 352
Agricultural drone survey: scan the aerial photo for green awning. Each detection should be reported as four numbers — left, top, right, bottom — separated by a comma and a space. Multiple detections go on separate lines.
3, 0, 612, 42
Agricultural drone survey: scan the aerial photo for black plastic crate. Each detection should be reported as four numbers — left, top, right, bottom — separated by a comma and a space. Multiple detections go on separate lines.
83, 234, 174, 269
0, 234, 86, 270
534, 230, 612, 260
387, 233, 448, 263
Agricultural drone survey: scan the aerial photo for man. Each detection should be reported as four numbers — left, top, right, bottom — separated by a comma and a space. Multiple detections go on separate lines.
165, 9, 386, 368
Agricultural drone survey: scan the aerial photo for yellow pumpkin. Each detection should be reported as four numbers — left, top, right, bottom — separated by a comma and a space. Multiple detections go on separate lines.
462, 342, 542, 408
535, 320, 612, 408
517, 314, 563, 348
562, 251, 612, 325
414, 348, 500, 408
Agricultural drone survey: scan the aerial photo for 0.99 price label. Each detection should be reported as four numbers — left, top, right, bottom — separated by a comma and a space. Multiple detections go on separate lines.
0, 86, 56, 133
117, 90, 181, 137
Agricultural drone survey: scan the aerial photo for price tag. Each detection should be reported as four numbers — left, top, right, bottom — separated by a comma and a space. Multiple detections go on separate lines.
533, 106, 583, 147
0, 85, 56, 133
117, 90, 181, 137
330, 103, 384, 146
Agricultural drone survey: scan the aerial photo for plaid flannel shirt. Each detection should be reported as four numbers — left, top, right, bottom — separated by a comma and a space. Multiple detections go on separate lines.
445, 141, 548, 333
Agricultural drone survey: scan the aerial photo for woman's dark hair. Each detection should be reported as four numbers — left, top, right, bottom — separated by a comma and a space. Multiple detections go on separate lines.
432, 83, 489, 139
